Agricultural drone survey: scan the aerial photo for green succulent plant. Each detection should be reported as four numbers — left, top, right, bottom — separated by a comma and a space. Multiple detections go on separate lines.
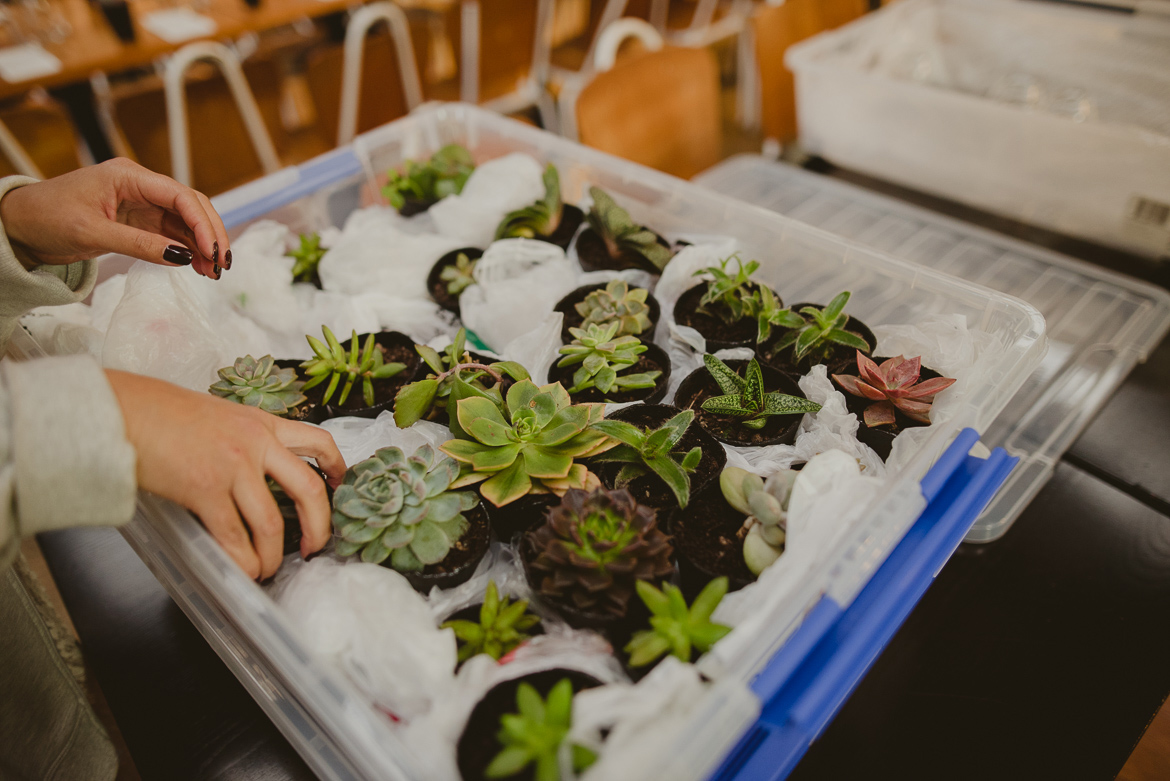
770, 291, 871, 364
586, 186, 673, 271
332, 444, 479, 571
209, 355, 306, 416
300, 326, 407, 407
440, 381, 615, 507
496, 164, 565, 240
721, 466, 795, 576
625, 577, 733, 667
695, 253, 760, 325
575, 278, 652, 337
382, 144, 475, 210
394, 328, 529, 430
744, 284, 805, 344
288, 232, 326, 284
442, 581, 541, 662
485, 679, 597, 781
699, 355, 822, 430
555, 323, 660, 396
588, 409, 703, 509
440, 252, 478, 297
527, 488, 673, 617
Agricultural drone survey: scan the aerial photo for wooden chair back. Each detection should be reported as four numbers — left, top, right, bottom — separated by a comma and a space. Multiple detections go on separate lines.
0, 94, 85, 178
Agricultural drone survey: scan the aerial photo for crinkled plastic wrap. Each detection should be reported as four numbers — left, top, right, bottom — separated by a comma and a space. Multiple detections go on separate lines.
429, 153, 546, 247
320, 410, 451, 468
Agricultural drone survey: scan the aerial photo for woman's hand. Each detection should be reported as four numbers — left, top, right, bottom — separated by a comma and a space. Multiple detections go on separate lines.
0, 158, 231, 279
106, 369, 346, 580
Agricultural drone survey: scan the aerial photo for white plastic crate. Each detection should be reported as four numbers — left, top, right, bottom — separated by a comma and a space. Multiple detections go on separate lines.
785, 0, 1170, 258
10, 105, 1047, 780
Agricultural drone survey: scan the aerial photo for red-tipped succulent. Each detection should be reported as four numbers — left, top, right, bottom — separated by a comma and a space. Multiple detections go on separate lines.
832, 352, 956, 428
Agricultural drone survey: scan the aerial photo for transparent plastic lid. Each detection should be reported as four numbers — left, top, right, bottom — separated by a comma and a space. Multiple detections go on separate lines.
696, 155, 1170, 541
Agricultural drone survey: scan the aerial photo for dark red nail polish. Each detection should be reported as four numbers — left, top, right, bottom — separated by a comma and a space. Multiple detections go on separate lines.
212, 241, 219, 266
224, 249, 232, 270
163, 245, 193, 265
213, 263, 221, 279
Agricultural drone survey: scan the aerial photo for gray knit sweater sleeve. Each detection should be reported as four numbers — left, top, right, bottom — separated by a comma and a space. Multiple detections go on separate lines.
0, 176, 137, 570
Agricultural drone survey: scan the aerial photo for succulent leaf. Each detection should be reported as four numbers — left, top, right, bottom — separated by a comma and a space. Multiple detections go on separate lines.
586, 187, 673, 270
720, 467, 797, 576
382, 144, 474, 209
574, 279, 653, 337
209, 354, 306, 416
587, 409, 702, 509
496, 164, 564, 240
701, 356, 821, 431
624, 578, 732, 667
485, 679, 594, 781
832, 351, 956, 428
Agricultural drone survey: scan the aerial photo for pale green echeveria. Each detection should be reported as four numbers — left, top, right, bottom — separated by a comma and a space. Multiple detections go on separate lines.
209, 354, 306, 416
720, 466, 797, 576
332, 444, 479, 572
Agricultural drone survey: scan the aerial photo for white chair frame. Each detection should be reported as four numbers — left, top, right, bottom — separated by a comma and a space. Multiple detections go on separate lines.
337, 2, 424, 145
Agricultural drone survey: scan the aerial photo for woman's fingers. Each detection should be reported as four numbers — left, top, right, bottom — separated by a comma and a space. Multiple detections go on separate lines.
264, 445, 333, 557
195, 190, 231, 271
91, 218, 199, 269
272, 419, 347, 486
232, 471, 286, 580
158, 210, 215, 278
195, 497, 262, 579
128, 165, 222, 264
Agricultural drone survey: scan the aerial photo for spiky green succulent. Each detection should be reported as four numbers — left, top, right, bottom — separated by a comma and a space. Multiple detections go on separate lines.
575, 279, 652, 337
528, 488, 673, 617
588, 409, 703, 509
586, 187, 673, 271
442, 581, 541, 662
625, 577, 732, 666
695, 252, 760, 325
485, 679, 597, 781
289, 232, 326, 284
440, 381, 615, 507
744, 284, 804, 343
440, 252, 478, 297
382, 144, 475, 210
700, 355, 821, 430
332, 444, 479, 572
209, 355, 306, 416
769, 291, 871, 363
556, 323, 660, 396
721, 466, 795, 576
300, 326, 407, 407
496, 164, 564, 240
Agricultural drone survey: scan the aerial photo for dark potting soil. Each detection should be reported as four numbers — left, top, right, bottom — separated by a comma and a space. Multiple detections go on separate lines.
575, 226, 672, 275
457, 669, 603, 781
672, 282, 778, 351
838, 357, 942, 461
299, 331, 421, 421
400, 502, 492, 593
483, 492, 558, 543
536, 204, 585, 251
547, 343, 671, 405
553, 282, 661, 345
671, 486, 755, 601
594, 404, 726, 514
398, 195, 437, 217
759, 302, 876, 378
674, 359, 809, 448
428, 247, 484, 315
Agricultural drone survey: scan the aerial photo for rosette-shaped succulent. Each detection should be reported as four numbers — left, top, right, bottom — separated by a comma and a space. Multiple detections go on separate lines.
332, 444, 479, 572
209, 355, 306, 416
527, 488, 673, 617
832, 352, 956, 427
575, 279, 652, 337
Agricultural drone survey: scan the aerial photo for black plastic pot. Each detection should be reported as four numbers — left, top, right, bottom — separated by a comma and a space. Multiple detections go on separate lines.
838, 357, 942, 461
397, 195, 438, 217
575, 226, 673, 274
594, 403, 726, 515
270, 464, 333, 557
428, 247, 484, 315
503, 204, 585, 252
289, 331, 421, 423
482, 492, 557, 543
674, 359, 811, 448
670, 485, 756, 602
456, 669, 603, 781
672, 281, 779, 352
758, 302, 876, 379
396, 501, 492, 594
553, 282, 662, 345
547, 342, 671, 405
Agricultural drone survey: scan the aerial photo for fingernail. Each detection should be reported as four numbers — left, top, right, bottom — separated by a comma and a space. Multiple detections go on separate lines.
224, 249, 232, 270
163, 245, 193, 265
212, 241, 219, 266
213, 263, 221, 279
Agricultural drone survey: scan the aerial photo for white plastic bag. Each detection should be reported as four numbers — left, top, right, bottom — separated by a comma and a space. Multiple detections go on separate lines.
429, 153, 546, 247
320, 410, 451, 468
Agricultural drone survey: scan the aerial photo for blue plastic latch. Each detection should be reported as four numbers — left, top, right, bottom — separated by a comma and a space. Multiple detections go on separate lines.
220, 147, 365, 229
710, 429, 1017, 781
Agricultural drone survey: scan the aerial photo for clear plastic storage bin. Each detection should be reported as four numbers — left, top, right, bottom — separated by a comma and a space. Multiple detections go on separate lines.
785, 0, 1170, 259
695, 156, 1170, 542
10, 105, 1047, 780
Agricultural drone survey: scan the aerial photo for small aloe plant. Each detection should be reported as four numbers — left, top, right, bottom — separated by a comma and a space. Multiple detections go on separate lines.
721, 466, 795, 575
695, 253, 760, 325
300, 326, 407, 407
700, 355, 822, 430
485, 679, 597, 781
555, 323, 660, 396
587, 186, 673, 271
382, 144, 475, 210
209, 355, 306, 416
575, 279, 652, 337
832, 352, 956, 427
745, 285, 805, 343
771, 291, 871, 363
496, 164, 565, 240
624, 577, 733, 667
440, 252, 478, 297
589, 409, 703, 509
442, 581, 540, 662
289, 232, 326, 284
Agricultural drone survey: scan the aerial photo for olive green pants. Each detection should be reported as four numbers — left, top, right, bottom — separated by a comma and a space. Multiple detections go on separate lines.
0, 559, 117, 781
